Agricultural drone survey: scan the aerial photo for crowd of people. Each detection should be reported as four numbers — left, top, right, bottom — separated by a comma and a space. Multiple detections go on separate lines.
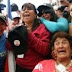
0, 0, 72, 72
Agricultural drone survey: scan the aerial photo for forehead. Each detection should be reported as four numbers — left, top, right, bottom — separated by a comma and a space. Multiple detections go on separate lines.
54, 37, 68, 42
22, 3, 34, 10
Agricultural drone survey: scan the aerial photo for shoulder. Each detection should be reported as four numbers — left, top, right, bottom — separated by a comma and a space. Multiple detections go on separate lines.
39, 23, 46, 28
57, 17, 68, 21
33, 59, 55, 72
39, 23, 49, 31
35, 59, 55, 67
40, 59, 55, 65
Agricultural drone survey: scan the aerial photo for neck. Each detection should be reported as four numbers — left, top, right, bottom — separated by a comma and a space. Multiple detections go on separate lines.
25, 21, 33, 28
56, 58, 71, 67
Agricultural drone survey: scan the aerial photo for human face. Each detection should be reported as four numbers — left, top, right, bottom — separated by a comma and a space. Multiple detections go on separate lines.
53, 38, 71, 59
21, 7, 36, 24
56, 10, 63, 18
42, 13, 51, 20
0, 20, 6, 36
13, 18, 20, 25
70, 4, 72, 17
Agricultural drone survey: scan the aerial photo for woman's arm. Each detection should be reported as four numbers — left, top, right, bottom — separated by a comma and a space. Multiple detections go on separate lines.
28, 24, 51, 57
40, 17, 68, 33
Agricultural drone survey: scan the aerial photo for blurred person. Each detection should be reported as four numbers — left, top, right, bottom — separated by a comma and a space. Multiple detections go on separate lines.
11, 11, 21, 29
69, 3, 72, 36
7, 3, 51, 72
37, 4, 68, 33
56, 6, 69, 21
33, 31, 72, 72
0, 13, 7, 72
60, 0, 70, 7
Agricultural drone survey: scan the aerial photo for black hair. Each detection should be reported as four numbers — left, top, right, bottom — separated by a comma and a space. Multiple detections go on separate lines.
21, 3, 41, 31
50, 31, 72, 50
37, 4, 58, 22
21, 3, 37, 14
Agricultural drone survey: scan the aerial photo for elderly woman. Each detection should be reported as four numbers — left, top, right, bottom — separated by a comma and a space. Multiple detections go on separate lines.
33, 31, 72, 72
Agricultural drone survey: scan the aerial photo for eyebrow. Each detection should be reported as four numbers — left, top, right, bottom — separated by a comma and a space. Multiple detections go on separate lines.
54, 39, 68, 43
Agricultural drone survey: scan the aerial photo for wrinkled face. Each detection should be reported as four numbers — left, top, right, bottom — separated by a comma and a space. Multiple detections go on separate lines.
53, 38, 71, 59
0, 19, 6, 36
70, 4, 72, 17
21, 7, 36, 24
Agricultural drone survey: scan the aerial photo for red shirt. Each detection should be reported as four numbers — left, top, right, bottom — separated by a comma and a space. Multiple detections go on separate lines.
33, 59, 72, 72
7, 24, 51, 69
16, 24, 51, 69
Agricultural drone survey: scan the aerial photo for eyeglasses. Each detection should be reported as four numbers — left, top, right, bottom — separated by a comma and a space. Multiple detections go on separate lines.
42, 10, 51, 14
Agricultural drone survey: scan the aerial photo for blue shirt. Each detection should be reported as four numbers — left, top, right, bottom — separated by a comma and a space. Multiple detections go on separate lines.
0, 33, 7, 53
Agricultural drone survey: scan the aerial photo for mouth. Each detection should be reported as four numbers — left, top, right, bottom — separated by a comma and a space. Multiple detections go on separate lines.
24, 13, 30, 18
58, 50, 66, 54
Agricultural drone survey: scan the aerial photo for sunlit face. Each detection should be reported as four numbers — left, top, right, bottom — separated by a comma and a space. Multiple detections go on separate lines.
0, 19, 6, 36
53, 38, 71, 59
21, 7, 36, 24
70, 4, 72, 17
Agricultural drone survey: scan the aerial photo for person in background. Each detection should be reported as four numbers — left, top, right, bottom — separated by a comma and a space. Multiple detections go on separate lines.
7, 3, 51, 72
60, 0, 70, 7
0, 13, 7, 72
37, 4, 68, 33
69, 3, 72, 36
11, 11, 21, 29
33, 31, 72, 72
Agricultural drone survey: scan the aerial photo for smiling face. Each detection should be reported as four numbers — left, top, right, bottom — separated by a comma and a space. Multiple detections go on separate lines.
53, 37, 71, 59
42, 13, 51, 20
21, 3, 37, 24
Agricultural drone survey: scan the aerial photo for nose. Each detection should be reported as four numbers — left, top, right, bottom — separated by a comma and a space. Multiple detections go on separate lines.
59, 43, 63, 48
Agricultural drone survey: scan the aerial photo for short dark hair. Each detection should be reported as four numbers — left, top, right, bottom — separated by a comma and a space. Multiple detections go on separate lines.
21, 3, 37, 14
50, 31, 72, 50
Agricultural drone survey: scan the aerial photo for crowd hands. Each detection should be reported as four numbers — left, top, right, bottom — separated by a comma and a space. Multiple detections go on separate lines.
0, 0, 72, 72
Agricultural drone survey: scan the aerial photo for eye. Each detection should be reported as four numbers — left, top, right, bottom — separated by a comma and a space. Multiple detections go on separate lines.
62, 41, 68, 45
22, 7, 33, 11
54, 42, 60, 46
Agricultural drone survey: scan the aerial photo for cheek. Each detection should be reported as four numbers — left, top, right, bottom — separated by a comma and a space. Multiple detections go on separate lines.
70, 11, 72, 17
3, 26, 6, 30
53, 46, 58, 52
21, 12, 24, 20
